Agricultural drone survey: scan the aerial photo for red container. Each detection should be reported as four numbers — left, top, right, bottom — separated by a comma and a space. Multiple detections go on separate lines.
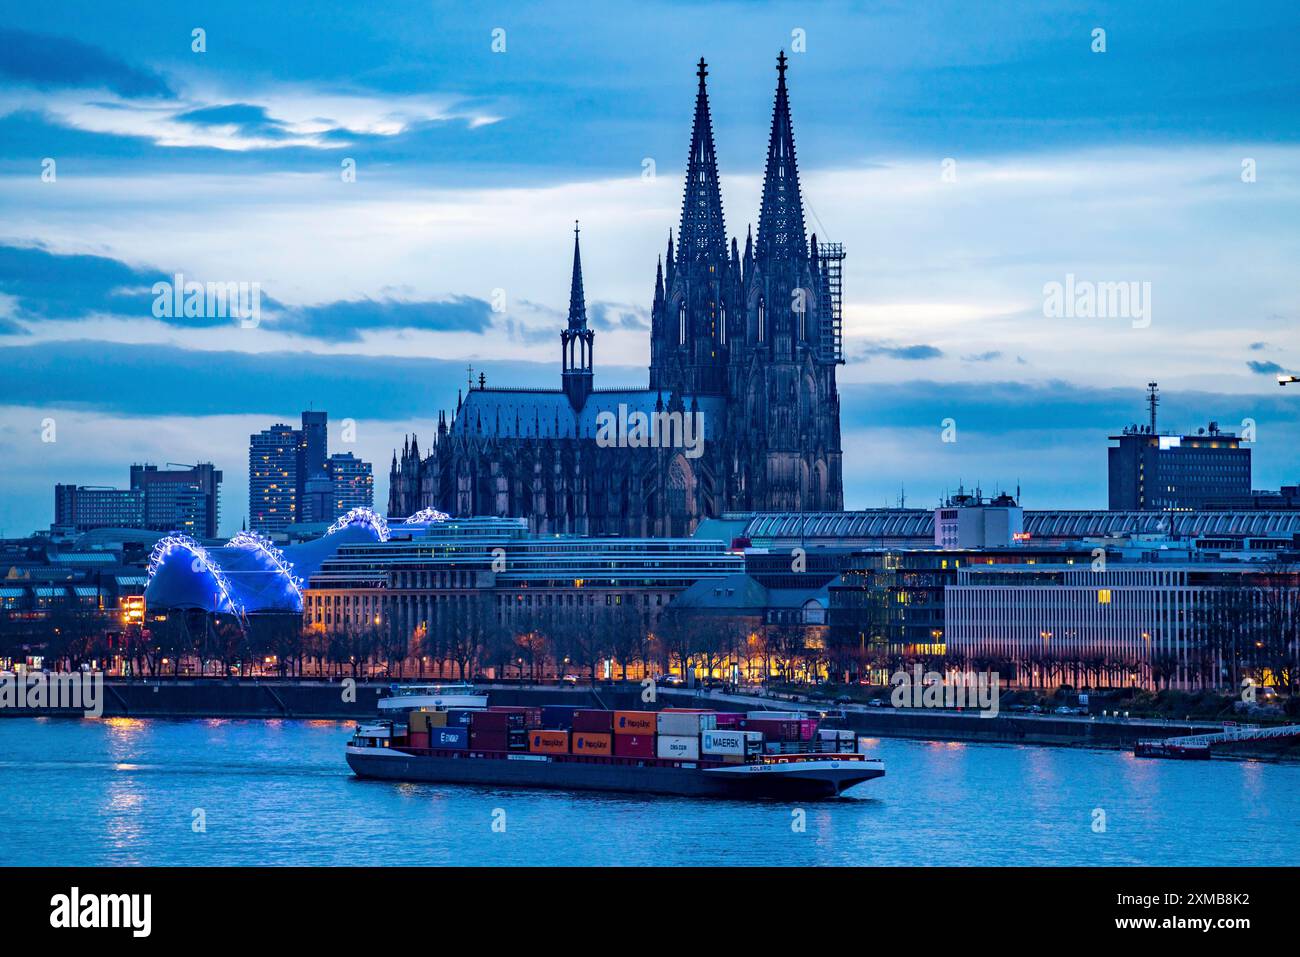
469, 729, 510, 750
572, 709, 614, 733
471, 710, 523, 732
612, 733, 656, 758
748, 718, 801, 741
407, 731, 429, 749
713, 713, 743, 728
799, 719, 818, 740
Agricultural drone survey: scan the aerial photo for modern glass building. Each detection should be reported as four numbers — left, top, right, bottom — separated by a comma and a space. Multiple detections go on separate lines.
248, 423, 299, 533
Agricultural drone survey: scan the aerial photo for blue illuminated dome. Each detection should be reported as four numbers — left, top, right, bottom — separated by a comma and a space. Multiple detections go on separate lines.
144, 507, 390, 615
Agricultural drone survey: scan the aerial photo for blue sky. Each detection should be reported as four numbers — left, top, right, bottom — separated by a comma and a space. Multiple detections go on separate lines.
1, 0, 1298, 535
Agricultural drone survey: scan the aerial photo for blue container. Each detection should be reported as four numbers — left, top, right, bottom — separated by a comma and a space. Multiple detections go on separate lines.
444, 709, 475, 728
430, 727, 469, 749
541, 705, 581, 729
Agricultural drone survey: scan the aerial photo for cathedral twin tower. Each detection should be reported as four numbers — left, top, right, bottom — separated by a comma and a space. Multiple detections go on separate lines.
390, 53, 845, 535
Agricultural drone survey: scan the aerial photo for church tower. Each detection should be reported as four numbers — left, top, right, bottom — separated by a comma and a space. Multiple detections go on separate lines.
727, 51, 843, 512
561, 222, 594, 410
650, 58, 734, 398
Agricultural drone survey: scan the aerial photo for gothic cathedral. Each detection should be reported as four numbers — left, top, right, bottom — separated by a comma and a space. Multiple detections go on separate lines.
389, 53, 845, 535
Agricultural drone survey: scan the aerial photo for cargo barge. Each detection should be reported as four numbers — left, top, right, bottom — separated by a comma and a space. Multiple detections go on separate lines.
346, 684, 885, 799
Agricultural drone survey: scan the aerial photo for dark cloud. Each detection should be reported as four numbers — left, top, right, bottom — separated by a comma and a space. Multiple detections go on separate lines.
0, 243, 195, 324
589, 302, 649, 332
0, 244, 492, 341
851, 340, 943, 362
1248, 360, 1285, 375
837, 379, 1300, 440
0, 29, 173, 98
1248, 341, 1269, 351
0, 340, 648, 419
273, 296, 493, 342
174, 103, 292, 140
962, 350, 1002, 363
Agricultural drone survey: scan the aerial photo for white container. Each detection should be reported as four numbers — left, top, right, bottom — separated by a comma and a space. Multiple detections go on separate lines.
657, 734, 701, 760
701, 729, 761, 756
817, 728, 840, 741
747, 711, 801, 721
657, 712, 717, 736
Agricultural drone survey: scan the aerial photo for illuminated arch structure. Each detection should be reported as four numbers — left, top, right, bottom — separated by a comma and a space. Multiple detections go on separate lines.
403, 508, 450, 525
145, 507, 392, 616
328, 506, 390, 542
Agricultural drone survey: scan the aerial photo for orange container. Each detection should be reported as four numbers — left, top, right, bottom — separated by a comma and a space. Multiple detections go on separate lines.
613, 711, 656, 735
571, 732, 612, 756
528, 730, 570, 754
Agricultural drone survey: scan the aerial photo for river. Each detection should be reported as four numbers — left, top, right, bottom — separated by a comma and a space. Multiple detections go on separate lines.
1, 717, 1294, 866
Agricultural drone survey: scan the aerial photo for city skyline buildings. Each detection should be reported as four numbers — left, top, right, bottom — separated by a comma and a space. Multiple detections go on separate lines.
249, 410, 373, 534
54, 461, 222, 537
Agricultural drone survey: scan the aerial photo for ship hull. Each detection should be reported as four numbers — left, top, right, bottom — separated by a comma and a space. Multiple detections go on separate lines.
346, 747, 884, 800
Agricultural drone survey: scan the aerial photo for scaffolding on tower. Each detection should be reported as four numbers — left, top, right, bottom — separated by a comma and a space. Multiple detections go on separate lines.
817, 241, 845, 363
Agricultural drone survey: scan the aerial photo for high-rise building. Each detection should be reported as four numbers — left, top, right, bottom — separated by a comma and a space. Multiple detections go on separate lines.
297, 409, 328, 507
326, 452, 373, 516
250, 411, 360, 530
1108, 384, 1251, 510
299, 473, 335, 525
129, 463, 223, 537
248, 423, 299, 533
53, 485, 145, 532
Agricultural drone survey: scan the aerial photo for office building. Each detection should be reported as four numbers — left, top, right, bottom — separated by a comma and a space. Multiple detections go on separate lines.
947, 561, 1300, 692
326, 452, 374, 517
53, 485, 145, 532
1108, 383, 1251, 510
129, 463, 223, 537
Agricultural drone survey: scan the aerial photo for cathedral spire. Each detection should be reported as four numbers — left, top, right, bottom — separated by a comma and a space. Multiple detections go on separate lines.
567, 220, 586, 330
562, 221, 594, 410
756, 51, 807, 263
678, 57, 727, 264
654, 255, 664, 305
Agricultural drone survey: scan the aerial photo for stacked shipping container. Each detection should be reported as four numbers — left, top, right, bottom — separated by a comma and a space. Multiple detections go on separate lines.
398, 705, 857, 762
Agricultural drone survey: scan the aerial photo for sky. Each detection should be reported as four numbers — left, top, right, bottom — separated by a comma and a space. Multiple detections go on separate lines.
0, 0, 1298, 537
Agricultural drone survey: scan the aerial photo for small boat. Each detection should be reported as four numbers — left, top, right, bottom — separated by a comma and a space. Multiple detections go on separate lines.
1134, 739, 1212, 760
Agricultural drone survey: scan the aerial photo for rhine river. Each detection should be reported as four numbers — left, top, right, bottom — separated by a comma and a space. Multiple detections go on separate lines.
1, 717, 1295, 866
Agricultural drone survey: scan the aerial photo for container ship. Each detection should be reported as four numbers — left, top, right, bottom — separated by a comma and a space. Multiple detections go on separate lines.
346, 684, 885, 799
